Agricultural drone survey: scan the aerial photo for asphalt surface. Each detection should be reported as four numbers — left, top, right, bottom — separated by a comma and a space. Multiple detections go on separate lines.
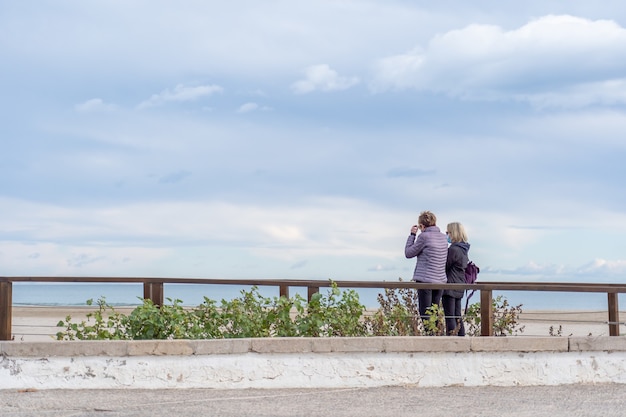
2, 384, 626, 417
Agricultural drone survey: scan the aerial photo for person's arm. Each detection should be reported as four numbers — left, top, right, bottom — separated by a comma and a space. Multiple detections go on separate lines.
405, 232, 426, 258
446, 246, 453, 274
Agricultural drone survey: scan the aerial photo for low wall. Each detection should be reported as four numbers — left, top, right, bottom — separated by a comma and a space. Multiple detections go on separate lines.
2, 336, 626, 390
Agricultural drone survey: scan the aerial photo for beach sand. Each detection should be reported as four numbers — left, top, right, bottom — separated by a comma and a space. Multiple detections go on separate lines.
6, 306, 625, 341
516, 310, 620, 337
10, 306, 137, 342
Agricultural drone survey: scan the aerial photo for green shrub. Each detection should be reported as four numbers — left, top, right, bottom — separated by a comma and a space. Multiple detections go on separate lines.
422, 303, 446, 336
365, 283, 421, 336
56, 297, 127, 341
191, 297, 227, 339
464, 295, 525, 336
125, 297, 211, 340
364, 281, 449, 336
56, 281, 368, 340
55, 282, 523, 340
219, 286, 274, 338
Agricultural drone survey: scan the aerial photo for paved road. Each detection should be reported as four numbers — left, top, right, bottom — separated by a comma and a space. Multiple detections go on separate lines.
2, 384, 625, 417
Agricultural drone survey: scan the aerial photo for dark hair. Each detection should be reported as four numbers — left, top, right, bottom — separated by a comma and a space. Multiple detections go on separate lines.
418, 211, 437, 228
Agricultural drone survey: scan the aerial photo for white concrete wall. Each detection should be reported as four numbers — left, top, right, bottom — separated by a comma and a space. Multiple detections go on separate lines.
2, 336, 626, 390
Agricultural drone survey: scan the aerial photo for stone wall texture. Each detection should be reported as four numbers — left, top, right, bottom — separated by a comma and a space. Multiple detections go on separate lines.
2, 336, 626, 389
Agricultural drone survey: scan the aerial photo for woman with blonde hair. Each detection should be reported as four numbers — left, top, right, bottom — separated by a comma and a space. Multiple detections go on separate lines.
442, 222, 470, 336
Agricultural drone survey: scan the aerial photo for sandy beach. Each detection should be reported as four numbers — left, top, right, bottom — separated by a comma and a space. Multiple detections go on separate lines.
6, 306, 625, 341
10, 306, 137, 342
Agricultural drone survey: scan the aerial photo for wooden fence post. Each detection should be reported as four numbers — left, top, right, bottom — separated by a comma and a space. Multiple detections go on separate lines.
480, 289, 493, 336
279, 285, 289, 299
143, 282, 164, 307
307, 286, 319, 302
0, 281, 12, 341
608, 292, 620, 337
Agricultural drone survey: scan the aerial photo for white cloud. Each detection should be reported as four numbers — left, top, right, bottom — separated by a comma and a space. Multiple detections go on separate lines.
518, 78, 626, 109
485, 258, 626, 280
0, 195, 406, 270
236, 102, 273, 113
0, 241, 171, 276
74, 98, 116, 112
138, 84, 223, 109
291, 64, 360, 94
372, 15, 626, 106
576, 259, 626, 276
238, 102, 259, 113
0, 2, 444, 80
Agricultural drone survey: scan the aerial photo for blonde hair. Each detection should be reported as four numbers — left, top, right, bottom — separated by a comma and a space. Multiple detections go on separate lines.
418, 211, 437, 228
446, 222, 468, 243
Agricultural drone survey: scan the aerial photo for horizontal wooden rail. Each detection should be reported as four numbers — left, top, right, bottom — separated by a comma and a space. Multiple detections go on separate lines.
3, 276, 626, 292
1, 277, 625, 340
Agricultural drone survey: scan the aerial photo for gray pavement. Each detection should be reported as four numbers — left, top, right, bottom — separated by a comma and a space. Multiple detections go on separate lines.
2, 384, 626, 417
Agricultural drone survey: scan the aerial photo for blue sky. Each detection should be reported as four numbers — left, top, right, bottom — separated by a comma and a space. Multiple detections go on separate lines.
2, 1, 626, 285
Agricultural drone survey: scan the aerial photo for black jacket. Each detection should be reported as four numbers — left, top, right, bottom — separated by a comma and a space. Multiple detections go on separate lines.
444, 242, 470, 299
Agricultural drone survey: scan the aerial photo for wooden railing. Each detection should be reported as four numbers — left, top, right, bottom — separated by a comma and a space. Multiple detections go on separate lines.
1, 276, 625, 340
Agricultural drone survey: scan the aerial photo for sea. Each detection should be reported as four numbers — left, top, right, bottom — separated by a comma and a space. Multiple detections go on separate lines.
9, 281, 625, 312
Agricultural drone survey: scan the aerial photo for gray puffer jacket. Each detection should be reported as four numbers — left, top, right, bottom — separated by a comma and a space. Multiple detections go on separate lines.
405, 226, 448, 283
444, 242, 470, 298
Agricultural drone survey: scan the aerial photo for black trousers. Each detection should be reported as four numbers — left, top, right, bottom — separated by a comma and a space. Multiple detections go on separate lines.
442, 294, 466, 336
418, 289, 443, 322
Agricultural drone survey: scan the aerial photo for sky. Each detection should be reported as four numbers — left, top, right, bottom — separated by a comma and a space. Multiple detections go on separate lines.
2, 1, 626, 287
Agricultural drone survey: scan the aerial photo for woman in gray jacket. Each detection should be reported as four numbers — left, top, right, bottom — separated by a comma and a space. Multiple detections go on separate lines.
405, 211, 448, 323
